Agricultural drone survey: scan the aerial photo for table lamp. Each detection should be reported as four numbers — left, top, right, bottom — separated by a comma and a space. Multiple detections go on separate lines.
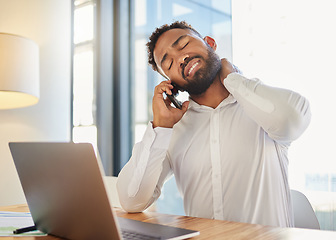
0, 32, 39, 109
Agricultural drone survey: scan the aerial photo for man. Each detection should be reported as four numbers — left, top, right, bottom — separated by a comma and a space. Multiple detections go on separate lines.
117, 21, 311, 228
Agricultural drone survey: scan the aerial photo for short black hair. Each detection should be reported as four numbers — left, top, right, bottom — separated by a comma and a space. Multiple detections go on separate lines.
146, 21, 202, 72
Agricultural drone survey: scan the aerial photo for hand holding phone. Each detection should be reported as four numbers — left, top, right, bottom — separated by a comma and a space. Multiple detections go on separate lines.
153, 81, 188, 128
166, 93, 182, 109
166, 83, 182, 109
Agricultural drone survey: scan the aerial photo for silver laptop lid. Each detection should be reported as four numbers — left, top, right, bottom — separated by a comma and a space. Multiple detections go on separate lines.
9, 142, 122, 240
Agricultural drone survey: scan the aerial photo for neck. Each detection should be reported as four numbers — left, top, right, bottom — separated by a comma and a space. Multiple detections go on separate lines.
190, 73, 230, 109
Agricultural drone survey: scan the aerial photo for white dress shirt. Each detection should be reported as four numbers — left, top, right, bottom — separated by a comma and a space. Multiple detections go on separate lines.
117, 73, 311, 227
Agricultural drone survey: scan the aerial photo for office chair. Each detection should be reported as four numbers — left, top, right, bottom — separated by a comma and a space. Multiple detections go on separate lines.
103, 176, 122, 208
291, 189, 320, 229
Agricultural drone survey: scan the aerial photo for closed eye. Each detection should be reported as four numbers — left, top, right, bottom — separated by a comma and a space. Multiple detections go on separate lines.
181, 42, 189, 49
168, 61, 173, 70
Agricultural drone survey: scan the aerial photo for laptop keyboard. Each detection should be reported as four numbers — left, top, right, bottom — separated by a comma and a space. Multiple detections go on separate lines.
121, 229, 161, 240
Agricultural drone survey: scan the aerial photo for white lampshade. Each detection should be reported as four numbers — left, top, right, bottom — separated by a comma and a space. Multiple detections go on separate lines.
0, 33, 39, 109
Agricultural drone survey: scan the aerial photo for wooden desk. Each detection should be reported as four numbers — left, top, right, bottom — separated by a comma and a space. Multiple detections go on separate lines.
1, 205, 336, 239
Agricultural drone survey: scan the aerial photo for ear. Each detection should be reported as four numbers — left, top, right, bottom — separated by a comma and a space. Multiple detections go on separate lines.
204, 36, 217, 50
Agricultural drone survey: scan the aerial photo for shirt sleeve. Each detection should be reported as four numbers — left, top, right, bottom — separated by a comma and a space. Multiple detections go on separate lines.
116, 122, 173, 212
223, 73, 311, 143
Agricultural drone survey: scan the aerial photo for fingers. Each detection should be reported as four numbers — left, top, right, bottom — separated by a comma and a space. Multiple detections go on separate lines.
181, 101, 189, 113
152, 82, 189, 128
232, 63, 242, 74
164, 96, 172, 108
153, 80, 188, 112
221, 58, 242, 78
223, 58, 242, 73
154, 80, 174, 96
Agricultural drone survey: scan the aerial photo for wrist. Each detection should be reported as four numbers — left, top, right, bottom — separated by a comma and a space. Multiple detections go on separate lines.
152, 119, 174, 129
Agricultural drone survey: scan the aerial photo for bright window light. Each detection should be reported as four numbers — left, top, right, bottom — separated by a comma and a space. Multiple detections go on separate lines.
232, 0, 336, 230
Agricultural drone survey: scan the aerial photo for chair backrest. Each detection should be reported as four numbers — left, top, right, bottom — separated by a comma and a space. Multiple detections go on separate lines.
290, 189, 320, 229
103, 176, 122, 208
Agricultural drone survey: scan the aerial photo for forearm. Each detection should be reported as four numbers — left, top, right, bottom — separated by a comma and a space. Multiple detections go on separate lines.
116, 122, 173, 212
224, 73, 311, 142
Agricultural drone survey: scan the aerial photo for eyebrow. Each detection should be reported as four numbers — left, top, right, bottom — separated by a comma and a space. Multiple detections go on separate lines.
160, 35, 188, 68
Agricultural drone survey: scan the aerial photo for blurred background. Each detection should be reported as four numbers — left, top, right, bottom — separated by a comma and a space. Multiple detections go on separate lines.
1, 0, 335, 231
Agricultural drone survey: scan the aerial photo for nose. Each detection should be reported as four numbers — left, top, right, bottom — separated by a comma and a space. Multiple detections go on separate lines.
179, 55, 189, 68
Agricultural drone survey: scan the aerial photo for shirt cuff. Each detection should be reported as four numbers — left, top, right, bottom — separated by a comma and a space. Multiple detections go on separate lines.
223, 72, 243, 94
148, 122, 173, 149
224, 73, 275, 113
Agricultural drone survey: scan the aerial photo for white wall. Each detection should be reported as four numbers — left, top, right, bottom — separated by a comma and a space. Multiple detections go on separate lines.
0, 0, 71, 206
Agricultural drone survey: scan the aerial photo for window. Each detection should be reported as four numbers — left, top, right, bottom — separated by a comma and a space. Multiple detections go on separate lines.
72, 0, 97, 149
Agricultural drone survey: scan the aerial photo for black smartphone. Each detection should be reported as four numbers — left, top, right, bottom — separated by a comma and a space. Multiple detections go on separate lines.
166, 83, 182, 109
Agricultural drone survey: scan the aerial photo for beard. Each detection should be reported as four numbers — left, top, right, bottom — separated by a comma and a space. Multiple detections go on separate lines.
181, 47, 222, 96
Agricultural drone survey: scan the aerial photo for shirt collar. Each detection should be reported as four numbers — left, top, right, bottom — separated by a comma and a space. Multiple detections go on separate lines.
188, 94, 237, 112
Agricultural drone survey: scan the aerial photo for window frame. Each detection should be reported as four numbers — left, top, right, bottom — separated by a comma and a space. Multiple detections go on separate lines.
95, 0, 133, 176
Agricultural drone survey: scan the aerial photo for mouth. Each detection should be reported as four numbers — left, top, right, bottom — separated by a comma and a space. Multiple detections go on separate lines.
183, 58, 201, 79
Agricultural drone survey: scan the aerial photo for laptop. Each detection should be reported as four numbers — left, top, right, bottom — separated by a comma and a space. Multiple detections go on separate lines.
9, 142, 200, 240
